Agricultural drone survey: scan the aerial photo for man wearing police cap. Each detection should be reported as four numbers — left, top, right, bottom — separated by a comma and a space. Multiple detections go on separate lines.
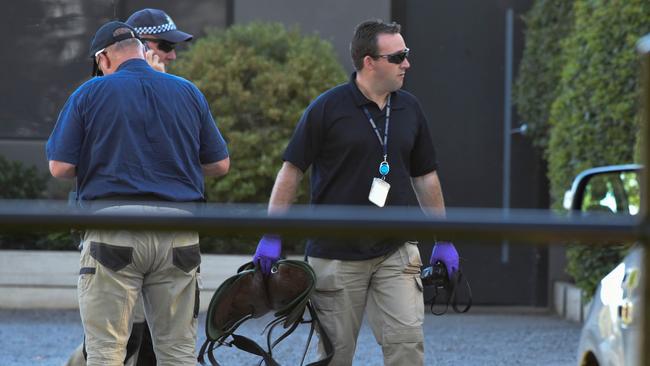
126, 8, 193, 72
48, 20, 229, 366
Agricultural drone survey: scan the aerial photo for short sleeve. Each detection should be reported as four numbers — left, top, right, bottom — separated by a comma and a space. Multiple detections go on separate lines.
409, 99, 438, 177
282, 100, 326, 172
46, 90, 85, 165
198, 93, 229, 164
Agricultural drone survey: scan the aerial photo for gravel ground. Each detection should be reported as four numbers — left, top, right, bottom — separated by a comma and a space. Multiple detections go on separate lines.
0, 307, 580, 365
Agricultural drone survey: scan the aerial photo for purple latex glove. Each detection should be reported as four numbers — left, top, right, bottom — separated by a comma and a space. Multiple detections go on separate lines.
253, 234, 282, 275
430, 241, 459, 279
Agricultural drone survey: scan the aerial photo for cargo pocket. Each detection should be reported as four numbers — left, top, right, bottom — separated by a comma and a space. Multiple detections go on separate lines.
173, 244, 201, 273
399, 241, 422, 275
89, 242, 133, 272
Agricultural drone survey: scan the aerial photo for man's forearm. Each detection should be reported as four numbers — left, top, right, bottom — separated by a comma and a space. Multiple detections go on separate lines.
202, 157, 230, 177
268, 162, 303, 215
412, 170, 446, 216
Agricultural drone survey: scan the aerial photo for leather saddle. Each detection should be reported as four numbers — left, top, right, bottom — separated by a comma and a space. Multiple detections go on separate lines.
198, 259, 333, 366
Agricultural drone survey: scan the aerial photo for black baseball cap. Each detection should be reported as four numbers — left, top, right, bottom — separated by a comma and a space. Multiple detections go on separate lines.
126, 8, 193, 43
89, 21, 140, 58
89, 21, 140, 76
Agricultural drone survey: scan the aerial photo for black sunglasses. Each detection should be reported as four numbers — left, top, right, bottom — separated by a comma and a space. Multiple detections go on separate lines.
143, 39, 177, 53
374, 48, 410, 64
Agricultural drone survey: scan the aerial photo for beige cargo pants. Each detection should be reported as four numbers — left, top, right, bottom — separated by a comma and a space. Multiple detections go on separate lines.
308, 241, 425, 366
77, 205, 201, 366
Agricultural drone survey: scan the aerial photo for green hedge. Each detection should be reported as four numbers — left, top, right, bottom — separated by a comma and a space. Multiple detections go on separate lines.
0, 156, 47, 199
547, 0, 648, 297
0, 156, 59, 250
171, 22, 346, 253
515, 0, 649, 297
171, 22, 346, 204
514, 0, 575, 151
547, 0, 648, 207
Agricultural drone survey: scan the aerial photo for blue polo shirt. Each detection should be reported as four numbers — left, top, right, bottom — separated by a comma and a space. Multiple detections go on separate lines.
283, 73, 438, 259
46, 59, 228, 202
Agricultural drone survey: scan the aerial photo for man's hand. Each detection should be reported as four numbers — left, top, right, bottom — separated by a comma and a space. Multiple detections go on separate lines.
253, 234, 282, 275
430, 241, 459, 279
145, 49, 165, 72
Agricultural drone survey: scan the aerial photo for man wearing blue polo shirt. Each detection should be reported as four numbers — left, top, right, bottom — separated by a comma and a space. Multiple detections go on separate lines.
254, 20, 457, 365
48, 21, 229, 366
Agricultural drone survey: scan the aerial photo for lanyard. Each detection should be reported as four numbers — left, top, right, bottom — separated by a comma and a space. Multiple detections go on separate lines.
362, 94, 391, 178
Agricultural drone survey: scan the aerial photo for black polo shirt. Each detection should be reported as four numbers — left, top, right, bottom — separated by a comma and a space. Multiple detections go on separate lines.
283, 73, 438, 259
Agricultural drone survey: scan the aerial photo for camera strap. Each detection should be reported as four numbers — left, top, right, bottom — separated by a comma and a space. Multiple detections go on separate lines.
427, 269, 472, 316
449, 271, 472, 314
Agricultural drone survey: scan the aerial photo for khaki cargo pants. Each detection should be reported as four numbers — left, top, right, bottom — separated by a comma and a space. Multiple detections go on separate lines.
308, 241, 425, 366
78, 205, 201, 366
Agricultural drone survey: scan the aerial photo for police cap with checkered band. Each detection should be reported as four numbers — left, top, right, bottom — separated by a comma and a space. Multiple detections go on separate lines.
126, 8, 193, 43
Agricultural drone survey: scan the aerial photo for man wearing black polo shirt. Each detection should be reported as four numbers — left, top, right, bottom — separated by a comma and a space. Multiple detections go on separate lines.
48, 21, 229, 366
253, 20, 454, 365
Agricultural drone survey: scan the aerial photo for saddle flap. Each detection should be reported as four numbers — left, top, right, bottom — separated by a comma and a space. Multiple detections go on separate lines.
206, 267, 271, 341
267, 260, 316, 326
267, 261, 310, 309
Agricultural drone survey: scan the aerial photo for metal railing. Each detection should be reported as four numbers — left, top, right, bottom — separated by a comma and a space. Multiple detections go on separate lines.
0, 202, 640, 242
1, 34, 649, 366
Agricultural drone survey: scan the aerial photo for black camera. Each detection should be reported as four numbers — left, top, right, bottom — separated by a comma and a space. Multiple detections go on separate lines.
421, 260, 472, 315
421, 260, 448, 288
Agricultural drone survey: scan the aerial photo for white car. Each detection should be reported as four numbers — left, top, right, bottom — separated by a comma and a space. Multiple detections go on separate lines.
565, 164, 643, 366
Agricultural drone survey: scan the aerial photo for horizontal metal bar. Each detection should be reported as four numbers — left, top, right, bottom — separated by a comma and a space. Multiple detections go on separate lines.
0, 199, 641, 243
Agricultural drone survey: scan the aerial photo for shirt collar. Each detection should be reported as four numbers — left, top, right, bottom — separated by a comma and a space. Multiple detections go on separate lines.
347, 72, 405, 110
116, 58, 151, 72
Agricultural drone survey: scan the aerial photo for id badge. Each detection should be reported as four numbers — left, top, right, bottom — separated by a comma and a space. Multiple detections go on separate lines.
368, 178, 390, 207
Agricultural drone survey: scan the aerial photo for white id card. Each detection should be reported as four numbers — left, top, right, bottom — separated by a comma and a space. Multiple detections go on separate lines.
368, 178, 390, 207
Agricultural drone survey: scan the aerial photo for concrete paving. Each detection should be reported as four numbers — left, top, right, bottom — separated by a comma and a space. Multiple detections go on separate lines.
0, 307, 581, 366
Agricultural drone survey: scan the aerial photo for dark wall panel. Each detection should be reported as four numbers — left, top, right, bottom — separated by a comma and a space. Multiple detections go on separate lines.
0, 0, 115, 139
